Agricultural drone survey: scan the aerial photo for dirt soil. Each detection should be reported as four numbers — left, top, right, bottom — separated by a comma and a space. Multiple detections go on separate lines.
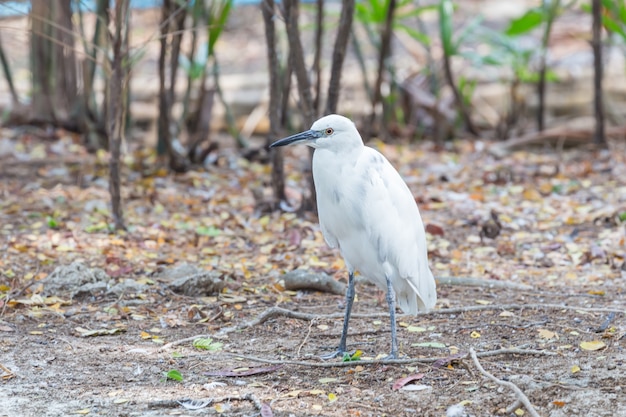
1, 129, 625, 417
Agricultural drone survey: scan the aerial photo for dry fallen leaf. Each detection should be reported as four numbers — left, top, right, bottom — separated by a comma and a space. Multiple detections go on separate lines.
580, 340, 606, 351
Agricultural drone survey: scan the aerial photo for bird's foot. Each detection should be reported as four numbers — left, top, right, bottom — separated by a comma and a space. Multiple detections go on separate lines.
320, 348, 351, 360
382, 351, 401, 361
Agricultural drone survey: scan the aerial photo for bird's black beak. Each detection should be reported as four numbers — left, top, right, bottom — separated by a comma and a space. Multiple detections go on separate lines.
270, 130, 322, 148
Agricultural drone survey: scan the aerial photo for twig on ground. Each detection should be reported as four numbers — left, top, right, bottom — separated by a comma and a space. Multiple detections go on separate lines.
147, 393, 266, 411
436, 276, 532, 290
218, 347, 555, 368
160, 303, 623, 349
296, 318, 317, 357
469, 348, 541, 417
0, 362, 15, 380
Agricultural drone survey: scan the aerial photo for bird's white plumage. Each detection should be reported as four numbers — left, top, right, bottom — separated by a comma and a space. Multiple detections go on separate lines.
309, 115, 436, 314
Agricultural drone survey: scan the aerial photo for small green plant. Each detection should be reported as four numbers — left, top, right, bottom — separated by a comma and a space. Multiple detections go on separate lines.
193, 337, 223, 351
164, 369, 183, 381
341, 349, 363, 362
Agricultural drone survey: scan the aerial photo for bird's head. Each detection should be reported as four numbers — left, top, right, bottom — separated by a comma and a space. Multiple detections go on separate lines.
270, 114, 363, 151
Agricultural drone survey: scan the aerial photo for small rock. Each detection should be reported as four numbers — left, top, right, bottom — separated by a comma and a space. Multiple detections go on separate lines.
41, 262, 110, 299
157, 263, 224, 296
107, 280, 149, 297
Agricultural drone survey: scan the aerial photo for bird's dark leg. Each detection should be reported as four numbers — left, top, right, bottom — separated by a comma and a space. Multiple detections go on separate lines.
321, 271, 355, 359
384, 275, 399, 359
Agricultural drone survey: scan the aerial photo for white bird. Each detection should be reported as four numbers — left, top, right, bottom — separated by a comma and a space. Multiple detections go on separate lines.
270, 114, 436, 359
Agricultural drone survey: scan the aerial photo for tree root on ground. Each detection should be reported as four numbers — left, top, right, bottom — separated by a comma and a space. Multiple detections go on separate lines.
469, 347, 541, 417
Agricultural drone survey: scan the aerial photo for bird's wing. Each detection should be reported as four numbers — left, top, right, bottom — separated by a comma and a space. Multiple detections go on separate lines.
358, 147, 436, 311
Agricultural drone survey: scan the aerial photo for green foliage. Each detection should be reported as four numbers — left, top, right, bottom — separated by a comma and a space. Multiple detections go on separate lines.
192, 337, 223, 351
505, 8, 545, 36
438, 0, 483, 57
341, 349, 363, 362
207, 0, 233, 58
195, 225, 220, 237
583, 0, 626, 42
164, 369, 183, 381
355, 0, 434, 46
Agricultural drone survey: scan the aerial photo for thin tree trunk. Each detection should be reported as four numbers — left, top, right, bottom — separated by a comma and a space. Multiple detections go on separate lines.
325, 0, 355, 115
262, 0, 286, 205
0, 32, 19, 104
367, 0, 396, 140
537, 0, 559, 132
107, 0, 129, 231
157, 0, 189, 171
592, 0, 606, 146
283, 0, 316, 213
312, 0, 324, 115
442, 48, 479, 137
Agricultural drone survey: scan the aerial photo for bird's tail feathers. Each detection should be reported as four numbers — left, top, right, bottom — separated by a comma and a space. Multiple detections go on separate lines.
398, 266, 437, 315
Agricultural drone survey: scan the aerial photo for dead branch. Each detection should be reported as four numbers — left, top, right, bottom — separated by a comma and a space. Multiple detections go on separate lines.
488, 125, 626, 158
158, 303, 622, 349
436, 277, 532, 290
469, 348, 541, 417
282, 270, 346, 295
147, 393, 266, 412
219, 347, 556, 368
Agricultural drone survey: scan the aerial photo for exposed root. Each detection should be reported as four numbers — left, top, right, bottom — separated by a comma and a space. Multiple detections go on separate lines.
469, 348, 541, 417
218, 347, 556, 368
436, 276, 532, 290
159, 303, 623, 350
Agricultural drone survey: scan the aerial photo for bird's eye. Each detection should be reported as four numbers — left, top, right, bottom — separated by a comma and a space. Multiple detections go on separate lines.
325, 128, 334, 136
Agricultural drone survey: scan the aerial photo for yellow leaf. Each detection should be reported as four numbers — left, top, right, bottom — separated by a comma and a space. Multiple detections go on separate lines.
328, 393, 337, 403
537, 329, 558, 340
515, 408, 524, 416
140, 331, 151, 339
499, 311, 515, 317
317, 324, 329, 331
214, 403, 225, 413
309, 389, 325, 395
587, 290, 605, 296
319, 377, 338, 384
283, 390, 303, 397
475, 299, 491, 305
571, 365, 580, 374
29, 331, 43, 335
73, 409, 90, 415
407, 326, 426, 332
113, 399, 129, 404
580, 340, 606, 351
470, 331, 481, 338
522, 188, 542, 201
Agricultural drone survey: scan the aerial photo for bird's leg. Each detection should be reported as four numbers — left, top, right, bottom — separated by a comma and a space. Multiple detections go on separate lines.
321, 271, 355, 359
384, 275, 399, 359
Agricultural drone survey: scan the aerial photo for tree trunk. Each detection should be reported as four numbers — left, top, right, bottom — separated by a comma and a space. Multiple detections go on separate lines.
592, 0, 606, 146
262, 0, 286, 205
29, 0, 81, 129
107, 0, 130, 231
325, 0, 355, 115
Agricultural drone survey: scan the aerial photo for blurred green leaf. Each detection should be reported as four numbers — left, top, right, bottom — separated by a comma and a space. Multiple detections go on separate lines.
196, 225, 220, 237
164, 369, 183, 381
207, 0, 233, 57
395, 24, 430, 45
46, 216, 59, 229
506, 8, 544, 36
193, 337, 223, 351
438, 0, 454, 55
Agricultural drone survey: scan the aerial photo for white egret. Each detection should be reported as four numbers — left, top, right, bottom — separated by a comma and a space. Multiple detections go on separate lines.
270, 114, 436, 359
